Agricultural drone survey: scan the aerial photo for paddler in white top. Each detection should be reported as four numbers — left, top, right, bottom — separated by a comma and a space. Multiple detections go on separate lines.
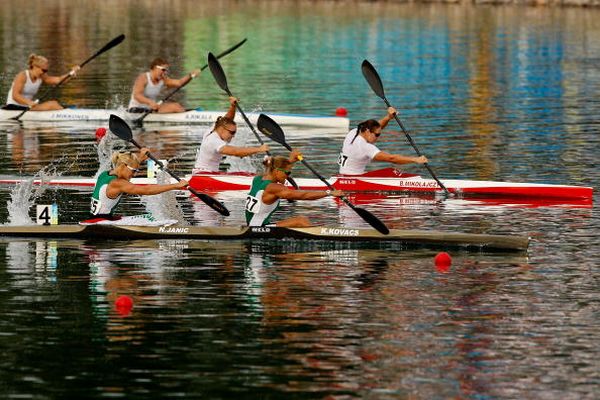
194, 96, 270, 172
338, 107, 427, 175
127, 57, 200, 113
3, 54, 80, 111
90, 150, 189, 219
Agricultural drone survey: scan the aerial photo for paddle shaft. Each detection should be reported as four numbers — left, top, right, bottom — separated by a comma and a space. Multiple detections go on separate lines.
277, 140, 364, 211
135, 38, 247, 124
14, 34, 125, 121
129, 138, 204, 199
381, 97, 450, 194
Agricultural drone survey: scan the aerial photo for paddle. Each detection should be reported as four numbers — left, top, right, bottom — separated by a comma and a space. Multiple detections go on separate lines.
207, 52, 300, 191
361, 59, 450, 196
13, 34, 126, 121
133, 38, 247, 125
257, 114, 390, 235
108, 114, 230, 216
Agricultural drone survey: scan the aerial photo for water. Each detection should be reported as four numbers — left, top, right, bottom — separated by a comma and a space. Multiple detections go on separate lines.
1, 1, 599, 398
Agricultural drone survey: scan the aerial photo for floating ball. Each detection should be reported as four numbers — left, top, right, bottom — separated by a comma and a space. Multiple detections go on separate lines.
115, 295, 133, 316
95, 127, 107, 141
335, 107, 348, 117
434, 252, 452, 272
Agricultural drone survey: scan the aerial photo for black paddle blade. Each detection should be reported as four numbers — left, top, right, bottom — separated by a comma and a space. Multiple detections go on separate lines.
361, 59, 386, 100
109, 114, 133, 141
189, 188, 230, 216
81, 34, 126, 67
257, 114, 290, 150
352, 205, 390, 235
208, 52, 230, 94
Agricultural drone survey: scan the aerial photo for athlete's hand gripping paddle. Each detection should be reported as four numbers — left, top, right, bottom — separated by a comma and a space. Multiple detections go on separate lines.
257, 114, 389, 235
109, 114, 230, 216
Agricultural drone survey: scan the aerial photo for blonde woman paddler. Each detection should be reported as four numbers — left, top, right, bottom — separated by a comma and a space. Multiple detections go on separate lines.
4, 54, 80, 111
89, 149, 188, 220
245, 151, 344, 227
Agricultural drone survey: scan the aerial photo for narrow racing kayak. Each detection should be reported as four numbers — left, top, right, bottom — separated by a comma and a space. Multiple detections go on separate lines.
0, 167, 592, 202
0, 108, 349, 130
0, 224, 529, 252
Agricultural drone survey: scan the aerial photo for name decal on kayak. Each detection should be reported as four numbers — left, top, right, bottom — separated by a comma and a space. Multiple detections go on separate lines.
320, 228, 359, 236
50, 113, 91, 120
397, 180, 440, 188
158, 227, 189, 234
251, 227, 271, 233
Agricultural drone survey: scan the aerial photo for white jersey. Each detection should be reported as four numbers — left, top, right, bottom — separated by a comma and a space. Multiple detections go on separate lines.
6, 70, 42, 106
194, 130, 227, 172
338, 129, 381, 175
127, 72, 164, 109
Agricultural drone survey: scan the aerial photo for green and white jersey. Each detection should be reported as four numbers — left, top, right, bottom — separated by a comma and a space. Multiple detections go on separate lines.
245, 176, 280, 226
90, 171, 122, 215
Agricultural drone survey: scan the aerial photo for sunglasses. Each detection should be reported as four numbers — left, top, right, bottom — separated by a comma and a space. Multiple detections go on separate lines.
156, 66, 169, 72
223, 126, 237, 135
275, 167, 291, 176
372, 131, 381, 137
126, 165, 140, 173
36, 66, 48, 73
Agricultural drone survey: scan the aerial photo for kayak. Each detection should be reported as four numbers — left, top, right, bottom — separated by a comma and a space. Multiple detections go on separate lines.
0, 167, 592, 202
0, 108, 349, 130
188, 168, 593, 200
0, 224, 529, 252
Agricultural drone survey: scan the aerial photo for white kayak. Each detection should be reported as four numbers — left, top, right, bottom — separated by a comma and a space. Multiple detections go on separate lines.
0, 108, 350, 130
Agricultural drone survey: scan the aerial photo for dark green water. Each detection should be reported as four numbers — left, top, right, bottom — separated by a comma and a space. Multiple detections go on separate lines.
0, 1, 598, 398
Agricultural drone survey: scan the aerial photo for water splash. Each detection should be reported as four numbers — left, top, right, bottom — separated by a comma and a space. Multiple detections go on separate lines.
141, 169, 188, 225
94, 132, 124, 180
5, 168, 60, 226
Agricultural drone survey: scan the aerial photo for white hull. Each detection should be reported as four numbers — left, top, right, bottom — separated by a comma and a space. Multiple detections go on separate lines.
0, 108, 349, 130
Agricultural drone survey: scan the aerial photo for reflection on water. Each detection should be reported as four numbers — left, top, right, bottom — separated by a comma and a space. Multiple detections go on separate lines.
0, 0, 599, 398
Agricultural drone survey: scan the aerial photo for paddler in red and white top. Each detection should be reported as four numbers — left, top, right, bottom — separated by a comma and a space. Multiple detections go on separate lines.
193, 96, 270, 172
127, 57, 200, 114
338, 107, 427, 175
89, 149, 188, 219
3, 54, 80, 111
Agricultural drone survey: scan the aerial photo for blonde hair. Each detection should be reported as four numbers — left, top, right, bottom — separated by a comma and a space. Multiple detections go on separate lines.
111, 152, 140, 168
28, 54, 48, 69
263, 156, 291, 173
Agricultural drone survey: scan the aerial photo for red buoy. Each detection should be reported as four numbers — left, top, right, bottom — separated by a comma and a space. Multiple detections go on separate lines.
335, 107, 348, 117
434, 252, 452, 273
115, 295, 134, 316
95, 127, 107, 142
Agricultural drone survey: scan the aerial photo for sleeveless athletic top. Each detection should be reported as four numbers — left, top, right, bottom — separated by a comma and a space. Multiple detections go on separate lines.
127, 72, 164, 110
245, 176, 280, 226
338, 128, 381, 175
90, 171, 122, 216
6, 70, 43, 106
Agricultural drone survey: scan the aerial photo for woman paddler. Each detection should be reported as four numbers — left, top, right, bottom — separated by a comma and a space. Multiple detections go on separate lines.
127, 57, 200, 114
88, 150, 188, 220
338, 107, 428, 175
194, 96, 270, 172
3, 54, 80, 111
245, 151, 344, 227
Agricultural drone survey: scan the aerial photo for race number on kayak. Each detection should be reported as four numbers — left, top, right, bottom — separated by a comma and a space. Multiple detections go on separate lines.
36, 204, 58, 225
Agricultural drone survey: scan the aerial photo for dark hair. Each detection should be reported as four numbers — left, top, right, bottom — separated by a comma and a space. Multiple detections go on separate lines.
150, 58, 168, 69
351, 119, 380, 144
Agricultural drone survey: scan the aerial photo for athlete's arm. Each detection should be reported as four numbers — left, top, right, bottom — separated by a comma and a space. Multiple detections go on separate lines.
373, 151, 427, 165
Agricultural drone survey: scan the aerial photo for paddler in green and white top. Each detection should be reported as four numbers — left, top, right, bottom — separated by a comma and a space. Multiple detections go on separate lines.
245, 150, 344, 227
90, 149, 188, 219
